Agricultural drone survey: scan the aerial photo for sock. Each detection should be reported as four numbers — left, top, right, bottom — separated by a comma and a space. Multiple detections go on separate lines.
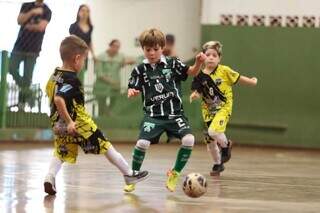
132, 146, 146, 171
207, 142, 221, 165
47, 156, 63, 177
105, 146, 133, 176
173, 146, 192, 173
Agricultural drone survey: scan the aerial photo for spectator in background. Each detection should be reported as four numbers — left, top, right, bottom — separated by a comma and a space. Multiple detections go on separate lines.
163, 34, 177, 57
93, 39, 135, 116
69, 4, 95, 59
9, 0, 51, 108
164, 34, 180, 143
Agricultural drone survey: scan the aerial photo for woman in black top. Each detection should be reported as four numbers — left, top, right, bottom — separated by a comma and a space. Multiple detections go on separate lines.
69, 4, 95, 58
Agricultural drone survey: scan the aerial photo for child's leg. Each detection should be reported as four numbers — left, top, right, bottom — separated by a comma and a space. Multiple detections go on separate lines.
104, 145, 132, 176
206, 111, 232, 174
166, 133, 194, 192
131, 139, 151, 171
47, 156, 63, 177
207, 140, 221, 165
173, 134, 194, 173
123, 139, 151, 193
206, 134, 226, 176
207, 109, 229, 148
44, 156, 63, 195
124, 116, 163, 192
208, 129, 228, 148
80, 129, 149, 185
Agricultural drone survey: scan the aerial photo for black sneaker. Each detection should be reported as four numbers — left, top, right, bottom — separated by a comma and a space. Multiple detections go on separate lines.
210, 164, 225, 176
124, 170, 149, 185
44, 174, 57, 195
221, 140, 233, 163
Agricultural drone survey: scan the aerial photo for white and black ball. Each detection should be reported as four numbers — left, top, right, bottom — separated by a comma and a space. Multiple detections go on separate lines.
182, 173, 207, 198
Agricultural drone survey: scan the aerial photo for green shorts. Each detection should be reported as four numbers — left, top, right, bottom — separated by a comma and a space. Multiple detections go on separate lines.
139, 115, 192, 144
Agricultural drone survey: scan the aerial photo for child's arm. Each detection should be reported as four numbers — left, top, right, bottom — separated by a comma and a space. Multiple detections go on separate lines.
187, 52, 206, 76
187, 52, 207, 76
127, 66, 142, 98
54, 96, 77, 135
238, 76, 258, 86
189, 90, 201, 103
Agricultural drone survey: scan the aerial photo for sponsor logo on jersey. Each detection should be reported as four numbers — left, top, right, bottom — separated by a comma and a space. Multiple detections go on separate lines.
143, 122, 155, 132
155, 82, 164, 93
214, 78, 222, 85
162, 69, 172, 80
60, 84, 73, 93
150, 92, 175, 102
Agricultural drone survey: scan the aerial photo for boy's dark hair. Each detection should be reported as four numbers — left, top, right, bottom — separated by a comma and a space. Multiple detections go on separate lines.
109, 39, 120, 46
60, 35, 88, 61
166, 34, 175, 45
139, 28, 165, 48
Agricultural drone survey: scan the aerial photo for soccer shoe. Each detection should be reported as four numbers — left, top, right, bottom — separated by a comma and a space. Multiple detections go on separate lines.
44, 174, 57, 195
123, 184, 136, 193
166, 170, 180, 192
210, 164, 225, 176
221, 140, 233, 163
124, 170, 149, 185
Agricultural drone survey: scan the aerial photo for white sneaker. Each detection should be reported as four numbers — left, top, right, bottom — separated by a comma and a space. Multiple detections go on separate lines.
124, 170, 149, 185
44, 174, 56, 195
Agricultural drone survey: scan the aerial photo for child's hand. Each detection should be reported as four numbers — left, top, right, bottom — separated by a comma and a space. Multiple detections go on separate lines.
128, 88, 140, 98
67, 121, 77, 136
251, 77, 258, 86
195, 52, 207, 65
189, 91, 201, 103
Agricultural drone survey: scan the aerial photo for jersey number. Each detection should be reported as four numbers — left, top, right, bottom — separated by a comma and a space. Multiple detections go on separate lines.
175, 118, 186, 128
209, 87, 214, 96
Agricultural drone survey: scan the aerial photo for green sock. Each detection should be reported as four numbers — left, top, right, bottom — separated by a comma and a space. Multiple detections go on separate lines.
132, 146, 146, 171
173, 146, 192, 173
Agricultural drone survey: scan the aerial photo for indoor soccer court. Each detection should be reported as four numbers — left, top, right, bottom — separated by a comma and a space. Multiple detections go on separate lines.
1, 0, 320, 212
1, 143, 319, 213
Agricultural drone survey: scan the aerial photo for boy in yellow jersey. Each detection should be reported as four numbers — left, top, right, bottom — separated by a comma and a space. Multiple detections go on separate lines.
190, 41, 258, 175
124, 28, 206, 193
43, 35, 148, 195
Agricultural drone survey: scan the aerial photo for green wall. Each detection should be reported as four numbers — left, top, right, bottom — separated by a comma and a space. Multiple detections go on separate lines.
201, 25, 320, 147
2, 25, 320, 148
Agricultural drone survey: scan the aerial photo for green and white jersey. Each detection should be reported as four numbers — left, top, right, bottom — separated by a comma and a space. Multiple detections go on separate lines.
128, 56, 189, 117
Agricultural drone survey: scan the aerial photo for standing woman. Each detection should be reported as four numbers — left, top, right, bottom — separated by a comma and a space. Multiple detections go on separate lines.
69, 4, 95, 59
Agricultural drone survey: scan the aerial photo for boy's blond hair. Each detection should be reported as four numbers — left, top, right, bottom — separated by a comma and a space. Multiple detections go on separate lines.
139, 28, 165, 48
202, 41, 223, 56
60, 35, 88, 62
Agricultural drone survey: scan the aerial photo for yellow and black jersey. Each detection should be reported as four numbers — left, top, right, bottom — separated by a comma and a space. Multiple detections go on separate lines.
191, 64, 240, 121
46, 68, 97, 139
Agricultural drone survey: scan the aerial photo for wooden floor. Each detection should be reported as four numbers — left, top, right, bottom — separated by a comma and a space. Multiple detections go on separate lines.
0, 143, 320, 213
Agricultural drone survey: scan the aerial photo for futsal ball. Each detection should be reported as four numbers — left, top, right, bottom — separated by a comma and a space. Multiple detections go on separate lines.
182, 173, 207, 198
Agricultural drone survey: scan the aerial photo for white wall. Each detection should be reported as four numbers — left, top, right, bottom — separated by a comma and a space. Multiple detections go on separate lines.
89, 0, 201, 60
0, 0, 85, 87
202, 0, 320, 24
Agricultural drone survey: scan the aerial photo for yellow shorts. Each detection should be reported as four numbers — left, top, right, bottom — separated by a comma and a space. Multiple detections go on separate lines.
53, 129, 111, 164
204, 108, 230, 133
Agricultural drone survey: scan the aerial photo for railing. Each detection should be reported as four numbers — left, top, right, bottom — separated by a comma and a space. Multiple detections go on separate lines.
0, 50, 139, 129
0, 50, 50, 128
0, 51, 8, 128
